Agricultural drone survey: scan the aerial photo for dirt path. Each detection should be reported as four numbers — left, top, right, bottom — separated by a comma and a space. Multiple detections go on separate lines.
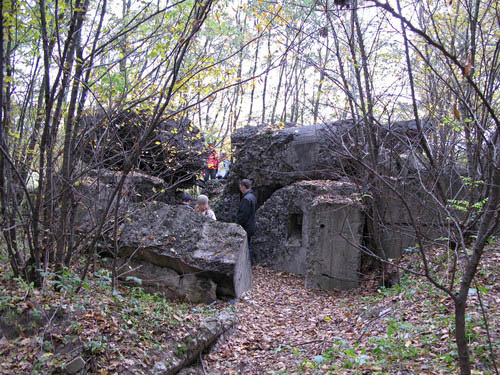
182, 249, 500, 375
203, 266, 363, 374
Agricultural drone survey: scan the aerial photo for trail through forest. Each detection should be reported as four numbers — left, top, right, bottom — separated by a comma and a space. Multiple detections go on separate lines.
205, 266, 358, 374
201, 252, 500, 375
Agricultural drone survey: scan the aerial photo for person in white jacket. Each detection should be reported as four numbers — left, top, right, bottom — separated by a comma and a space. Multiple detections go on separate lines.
194, 194, 216, 220
216, 152, 231, 179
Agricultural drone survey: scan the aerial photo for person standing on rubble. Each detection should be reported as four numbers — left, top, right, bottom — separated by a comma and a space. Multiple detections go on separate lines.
204, 143, 219, 181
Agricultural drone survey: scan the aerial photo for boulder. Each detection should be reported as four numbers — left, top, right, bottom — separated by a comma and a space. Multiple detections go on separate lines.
253, 180, 364, 290
111, 202, 252, 299
80, 109, 207, 187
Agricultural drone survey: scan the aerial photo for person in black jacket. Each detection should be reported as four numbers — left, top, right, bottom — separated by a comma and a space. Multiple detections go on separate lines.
237, 179, 257, 260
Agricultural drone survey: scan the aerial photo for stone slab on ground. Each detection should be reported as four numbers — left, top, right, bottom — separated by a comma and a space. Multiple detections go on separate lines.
64, 356, 86, 374
153, 311, 238, 375
114, 202, 252, 299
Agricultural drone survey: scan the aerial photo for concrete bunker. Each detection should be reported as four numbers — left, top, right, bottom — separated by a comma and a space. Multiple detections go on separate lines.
253, 180, 363, 290
218, 120, 456, 292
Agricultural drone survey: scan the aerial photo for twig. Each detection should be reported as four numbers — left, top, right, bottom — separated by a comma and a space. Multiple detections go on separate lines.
474, 280, 499, 375
356, 308, 392, 343
289, 339, 325, 347
39, 290, 68, 353
200, 352, 207, 375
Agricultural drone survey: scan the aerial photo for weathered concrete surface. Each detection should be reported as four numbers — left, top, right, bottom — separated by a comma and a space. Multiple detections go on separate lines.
113, 202, 252, 299
306, 199, 364, 290
87, 169, 173, 203
228, 123, 352, 202
376, 181, 450, 259
227, 119, 434, 203
74, 169, 176, 234
153, 311, 238, 375
379, 224, 418, 260
117, 258, 217, 303
253, 180, 363, 290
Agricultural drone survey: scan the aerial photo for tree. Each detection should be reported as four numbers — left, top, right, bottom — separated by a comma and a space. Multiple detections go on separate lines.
0, 0, 222, 287
311, 0, 499, 373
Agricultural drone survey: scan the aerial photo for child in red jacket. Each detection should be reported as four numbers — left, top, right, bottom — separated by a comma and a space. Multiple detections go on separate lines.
204, 143, 219, 181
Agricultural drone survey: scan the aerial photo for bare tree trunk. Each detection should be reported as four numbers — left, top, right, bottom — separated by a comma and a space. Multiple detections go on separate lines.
247, 32, 261, 123
312, 46, 328, 123
347, 1, 386, 263
230, 8, 247, 130
291, 56, 301, 123
366, 1, 500, 373
0, 0, 21, 277
271, 53, 287, 124
55, 0, 92, 270
455, 153, 500, 375
261, 29, 272, 124
328, 15, 356, 120
120, 0, 132, 74
280, 56, 297, 122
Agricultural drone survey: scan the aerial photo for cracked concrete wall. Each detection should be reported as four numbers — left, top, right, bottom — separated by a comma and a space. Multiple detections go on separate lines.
306, 201, 363, 290
253, 180, 363, 290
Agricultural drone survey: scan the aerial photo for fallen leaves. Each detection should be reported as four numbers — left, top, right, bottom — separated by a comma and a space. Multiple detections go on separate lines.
1, 245, 499, 374
204, 267, 350, 373
203, 255, 500, 374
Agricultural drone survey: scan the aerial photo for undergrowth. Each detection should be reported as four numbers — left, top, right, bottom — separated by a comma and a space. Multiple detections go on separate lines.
294, 246, 500, 374
0, 253, 218, 374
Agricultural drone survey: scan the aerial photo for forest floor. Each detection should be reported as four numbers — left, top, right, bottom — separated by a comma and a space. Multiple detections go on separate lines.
201, 247, 500, 374
0, 244, 499, 375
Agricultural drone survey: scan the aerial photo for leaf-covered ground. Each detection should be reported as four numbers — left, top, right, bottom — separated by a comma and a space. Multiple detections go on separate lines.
0, 245, 499, 374
204, 247, 500, 374
0, 263, 227, 375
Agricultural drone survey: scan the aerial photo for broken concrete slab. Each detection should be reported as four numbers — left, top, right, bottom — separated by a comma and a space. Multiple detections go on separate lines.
117, 258, 217, 304
112, 202, 252, 299
153, 311, 238, 375
81, 109, 207, 188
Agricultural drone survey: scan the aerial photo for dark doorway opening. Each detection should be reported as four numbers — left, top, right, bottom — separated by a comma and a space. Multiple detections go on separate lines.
287, 213, 303, 245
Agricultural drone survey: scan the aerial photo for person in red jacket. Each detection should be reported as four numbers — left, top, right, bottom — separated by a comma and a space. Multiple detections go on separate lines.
204, 143, 219, 181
